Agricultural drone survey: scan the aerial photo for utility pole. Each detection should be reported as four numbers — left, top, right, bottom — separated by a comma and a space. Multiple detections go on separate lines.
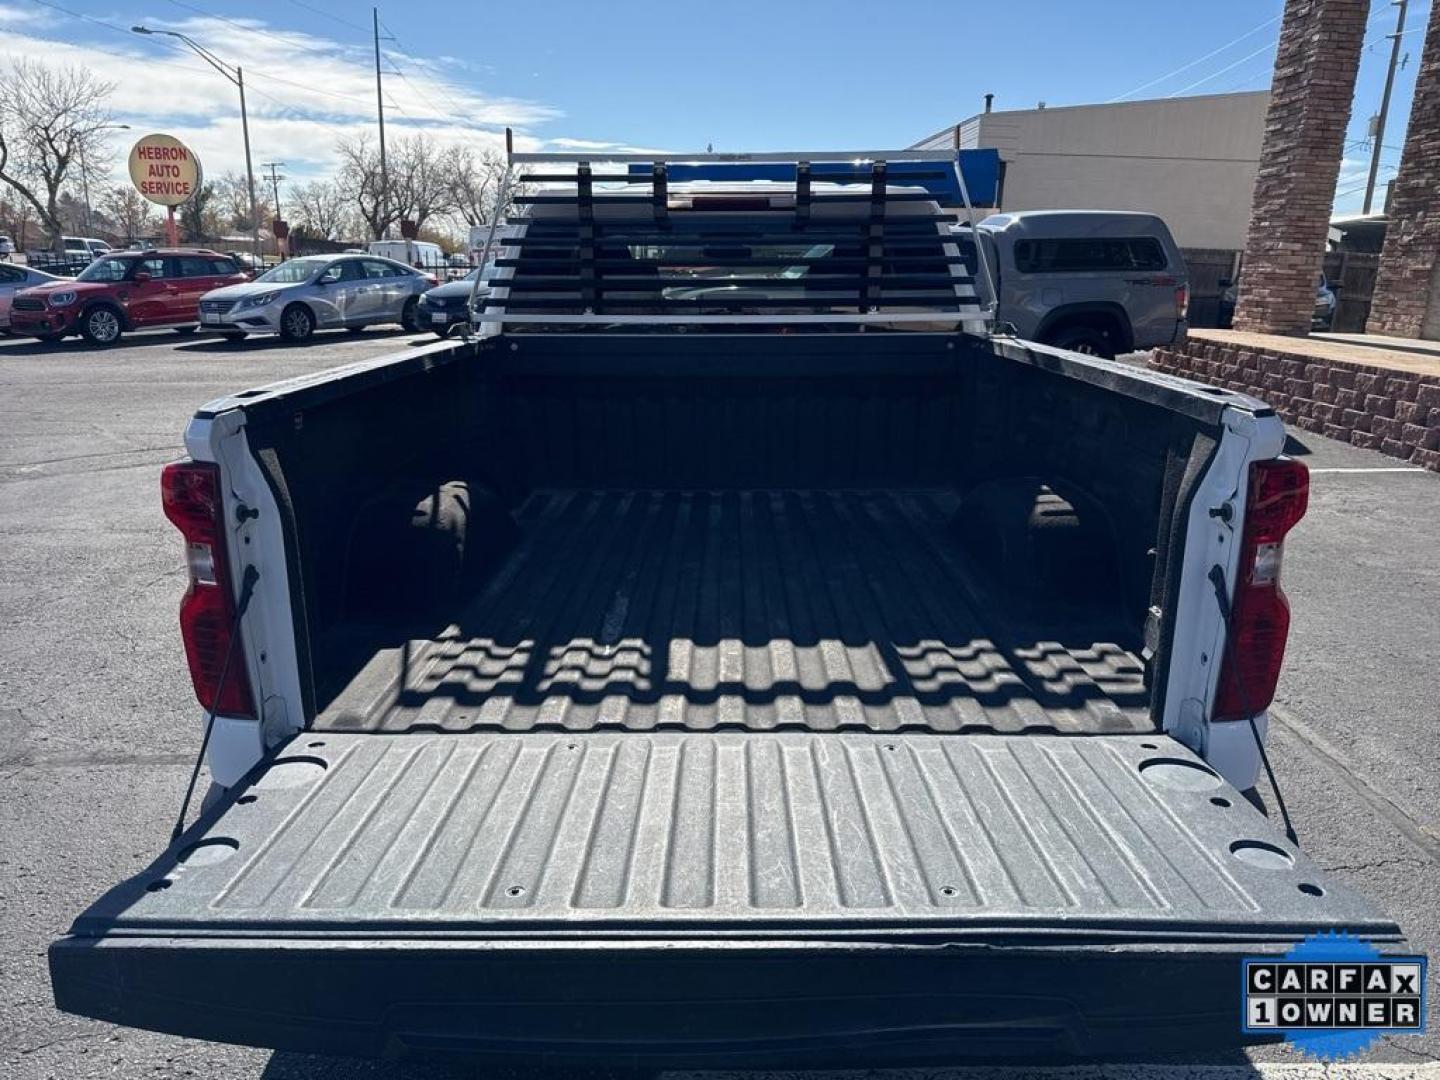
262, 161, 286, 220
1364, 0, 1408, 214
373, 7, 390, 240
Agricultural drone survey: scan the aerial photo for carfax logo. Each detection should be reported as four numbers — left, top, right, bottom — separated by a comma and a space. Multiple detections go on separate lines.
1243, 931, 1428, 1060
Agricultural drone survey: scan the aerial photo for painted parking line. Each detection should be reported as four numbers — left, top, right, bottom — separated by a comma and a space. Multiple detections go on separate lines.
1308, 467, 1429, 474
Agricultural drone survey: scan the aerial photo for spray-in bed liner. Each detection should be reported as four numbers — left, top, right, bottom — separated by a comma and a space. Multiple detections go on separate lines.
319, 489, 1152, 734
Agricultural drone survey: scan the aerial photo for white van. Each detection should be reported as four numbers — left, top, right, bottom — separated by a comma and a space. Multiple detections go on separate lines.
62, 236, 111, 258
366, 239, 443, 271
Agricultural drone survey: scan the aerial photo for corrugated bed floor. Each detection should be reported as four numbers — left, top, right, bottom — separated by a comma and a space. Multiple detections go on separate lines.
319, 490, 1151, 734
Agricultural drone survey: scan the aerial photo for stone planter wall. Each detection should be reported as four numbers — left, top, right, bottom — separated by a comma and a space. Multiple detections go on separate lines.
1152, 341, 1440, 471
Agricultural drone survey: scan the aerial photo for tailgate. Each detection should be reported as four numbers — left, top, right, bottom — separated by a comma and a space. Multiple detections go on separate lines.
52, 731, 1399, 1063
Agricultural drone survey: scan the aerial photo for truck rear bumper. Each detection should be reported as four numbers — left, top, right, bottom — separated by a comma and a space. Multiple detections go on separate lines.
54, 933, 1323, 1064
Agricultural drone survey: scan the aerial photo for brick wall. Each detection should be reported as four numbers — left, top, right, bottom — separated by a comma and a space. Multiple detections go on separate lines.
1368, 4, 1440, 340
1151, 342, 1440, 471
1234, 0, 1368, 336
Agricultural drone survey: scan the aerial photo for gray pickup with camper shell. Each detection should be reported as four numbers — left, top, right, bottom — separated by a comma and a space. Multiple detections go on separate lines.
956, 209, 1190, 357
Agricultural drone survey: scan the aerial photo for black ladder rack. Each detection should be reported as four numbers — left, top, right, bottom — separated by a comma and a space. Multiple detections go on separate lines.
471, 145, 996, 329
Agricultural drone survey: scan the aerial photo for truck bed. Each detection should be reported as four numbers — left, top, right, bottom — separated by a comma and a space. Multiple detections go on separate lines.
319, 488, 1151, 736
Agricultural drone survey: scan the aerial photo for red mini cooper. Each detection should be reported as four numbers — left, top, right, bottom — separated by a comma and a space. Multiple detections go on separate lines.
9, 248, 250, 346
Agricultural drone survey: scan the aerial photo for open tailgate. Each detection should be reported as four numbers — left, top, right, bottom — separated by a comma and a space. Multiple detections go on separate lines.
51, 731, 1400, 1063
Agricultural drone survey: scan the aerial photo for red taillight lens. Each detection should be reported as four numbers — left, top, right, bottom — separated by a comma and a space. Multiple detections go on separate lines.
161, 461, 255, 718
1245, 456, 1310, 542
1212, 458, 1309, 722
424, 274, 438, 287
1175, 284, 1190, 320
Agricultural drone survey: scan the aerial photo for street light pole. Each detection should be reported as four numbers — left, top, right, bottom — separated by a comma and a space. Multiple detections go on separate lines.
131, 26, 260, 256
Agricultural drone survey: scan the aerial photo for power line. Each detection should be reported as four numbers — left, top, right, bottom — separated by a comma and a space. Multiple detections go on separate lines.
379, 18, 474, 117
1336, 164, 1398, 200
1167, 39, 1280, 97
163, 0, 308, 52
152, 0, 416, 113
287, 0, 368, 34
32, 0, 505, 137
1166, 0, 1404, 99
1107, 13, 1282, 103
1135, 1, 1414, 103
23, 0, 365, 134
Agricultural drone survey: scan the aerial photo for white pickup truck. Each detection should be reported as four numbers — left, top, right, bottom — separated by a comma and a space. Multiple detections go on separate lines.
51, 148, 1398, 1066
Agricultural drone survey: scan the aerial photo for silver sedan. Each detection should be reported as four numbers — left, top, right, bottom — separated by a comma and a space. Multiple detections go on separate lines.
197, 254, 437, 343
0, 264, 68, 332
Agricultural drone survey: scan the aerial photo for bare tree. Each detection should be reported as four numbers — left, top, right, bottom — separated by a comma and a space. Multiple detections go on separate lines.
334, 133, 393, 240
336, 133, 456, 239
389, 134, 452, 233
179, 182, 224, 243
100, 186, 159, 242
439, 144, 514, 228
0, 189, 41, 250
0, 60, 116, 249
289, 178, 355, 240
213, 172, 253, 232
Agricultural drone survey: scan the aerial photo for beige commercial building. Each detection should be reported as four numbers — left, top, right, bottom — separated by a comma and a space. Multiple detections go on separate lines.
912, 91, 1269, 252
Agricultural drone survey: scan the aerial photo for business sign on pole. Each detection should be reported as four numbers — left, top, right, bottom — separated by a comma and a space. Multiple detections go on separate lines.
128, 133, 203, 206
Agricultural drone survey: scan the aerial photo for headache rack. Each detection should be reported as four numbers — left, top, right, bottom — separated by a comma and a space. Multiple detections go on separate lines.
467, 132, 998, 331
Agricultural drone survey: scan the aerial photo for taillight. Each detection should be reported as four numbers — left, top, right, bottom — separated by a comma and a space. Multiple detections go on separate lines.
1212, 458, 1309, 722
424, 274, 438, 287
161, 461, 255, 718
1175, 283, 1190, 320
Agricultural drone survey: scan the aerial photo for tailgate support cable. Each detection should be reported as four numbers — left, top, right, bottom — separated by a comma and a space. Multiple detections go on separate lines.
170, 563, 259, 842
1208, 564, 1299, 846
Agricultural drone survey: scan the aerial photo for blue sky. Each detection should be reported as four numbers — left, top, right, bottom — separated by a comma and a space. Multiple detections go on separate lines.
0, 0, 1430, 214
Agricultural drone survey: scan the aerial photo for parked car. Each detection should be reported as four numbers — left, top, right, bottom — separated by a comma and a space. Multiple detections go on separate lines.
52, 150, 1394, 1065
225, 251, 266, 274
0, 234, 15, 260
416, 263, 494, 336
62, 235, 111, 259
0, 264, 68, 332
367, 238, 444, 271
1217, 274, 1336, 331
7, 248, 247, 345
196, 253, 436, 342
955, 210, 1189, 357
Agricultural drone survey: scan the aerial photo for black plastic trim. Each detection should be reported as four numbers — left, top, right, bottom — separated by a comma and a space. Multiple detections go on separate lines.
51, 933, 1368, 1064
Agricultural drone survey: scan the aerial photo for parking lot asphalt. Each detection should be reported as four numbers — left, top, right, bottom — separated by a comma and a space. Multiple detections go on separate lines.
1, 329, 1437, 1079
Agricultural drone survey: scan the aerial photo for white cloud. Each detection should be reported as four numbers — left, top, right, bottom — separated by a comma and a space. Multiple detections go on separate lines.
0, 2, 42, 24
549, 138, 627, 151
544, 138, 682, 156
0, 11, 558, 182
